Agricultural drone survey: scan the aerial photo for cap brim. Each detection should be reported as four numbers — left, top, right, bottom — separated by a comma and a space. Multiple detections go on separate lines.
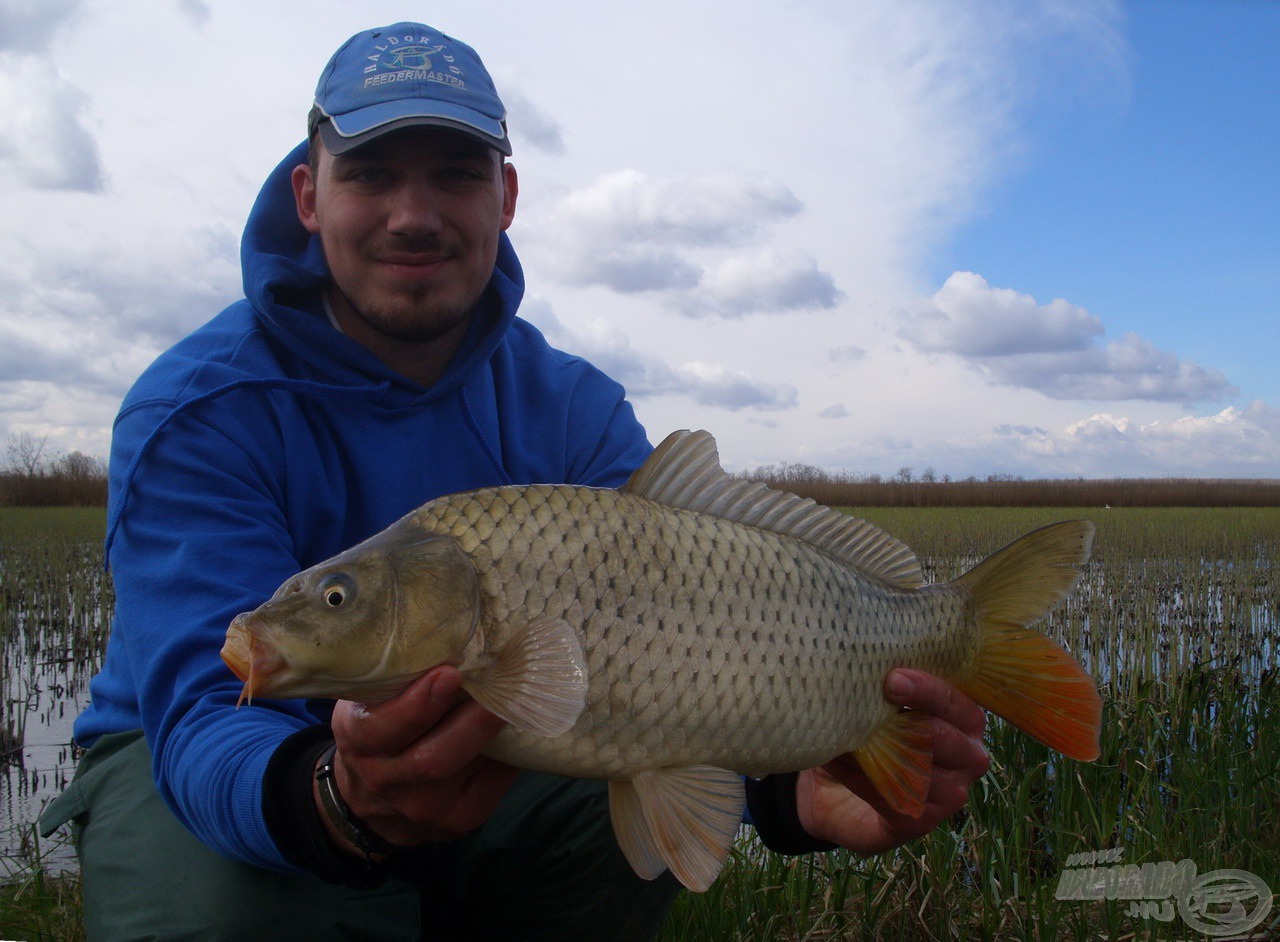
317, 102, 510, 156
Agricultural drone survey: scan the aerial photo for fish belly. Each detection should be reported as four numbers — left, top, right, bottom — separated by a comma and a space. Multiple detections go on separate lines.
419, 485, 973, 781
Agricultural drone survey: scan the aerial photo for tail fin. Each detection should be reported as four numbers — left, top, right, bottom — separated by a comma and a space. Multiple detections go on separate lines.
952, 520, 1101, 762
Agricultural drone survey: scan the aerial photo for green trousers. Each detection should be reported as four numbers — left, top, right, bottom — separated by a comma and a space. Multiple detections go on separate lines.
39, 731, 681, 941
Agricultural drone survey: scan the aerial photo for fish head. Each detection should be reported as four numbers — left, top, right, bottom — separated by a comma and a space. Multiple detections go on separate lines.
221, 528, 480, 705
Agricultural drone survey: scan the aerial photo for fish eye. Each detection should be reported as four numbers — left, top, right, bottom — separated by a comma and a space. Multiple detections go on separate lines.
318, 574, 356, 609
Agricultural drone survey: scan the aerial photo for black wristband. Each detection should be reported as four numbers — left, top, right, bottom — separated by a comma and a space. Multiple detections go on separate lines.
314, 741, 404, 858
745, 773, 839, 856
262, 724, 394, 888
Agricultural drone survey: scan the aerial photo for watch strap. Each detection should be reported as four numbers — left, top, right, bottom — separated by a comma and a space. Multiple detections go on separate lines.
314, 741, 403, 859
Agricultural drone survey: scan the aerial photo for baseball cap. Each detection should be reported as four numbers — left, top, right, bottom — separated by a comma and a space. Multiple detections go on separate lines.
309, 23, 511, 156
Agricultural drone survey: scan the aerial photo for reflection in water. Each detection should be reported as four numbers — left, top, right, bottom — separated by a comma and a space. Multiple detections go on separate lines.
2, 534, 109, 873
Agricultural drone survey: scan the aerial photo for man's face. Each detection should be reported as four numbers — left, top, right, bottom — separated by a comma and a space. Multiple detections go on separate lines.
292, 127, 517, 352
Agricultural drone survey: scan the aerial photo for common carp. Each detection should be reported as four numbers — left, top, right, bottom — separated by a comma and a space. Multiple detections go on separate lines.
221, 429, 1101, 891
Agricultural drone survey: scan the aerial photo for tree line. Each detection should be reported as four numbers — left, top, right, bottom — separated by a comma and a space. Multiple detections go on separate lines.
1, 432, 108, 507
740, 461, 1280, 508
2, 432, 1276, 509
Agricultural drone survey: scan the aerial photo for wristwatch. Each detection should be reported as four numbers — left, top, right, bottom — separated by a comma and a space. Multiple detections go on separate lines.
314, 741, 402, 859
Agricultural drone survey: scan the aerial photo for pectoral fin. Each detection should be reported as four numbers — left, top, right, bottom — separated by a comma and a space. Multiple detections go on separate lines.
461, 616, 588, 737
851, 709, 935, 817
608, 766, 745, 893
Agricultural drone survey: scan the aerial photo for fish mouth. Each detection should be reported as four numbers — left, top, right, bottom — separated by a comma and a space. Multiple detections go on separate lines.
221, 615, 285, 707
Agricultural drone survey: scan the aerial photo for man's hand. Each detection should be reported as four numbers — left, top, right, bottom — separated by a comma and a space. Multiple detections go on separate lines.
795, 669, 989, 854
322, 665, 519, 855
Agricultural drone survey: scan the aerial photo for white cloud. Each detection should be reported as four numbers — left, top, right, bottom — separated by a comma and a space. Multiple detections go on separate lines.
541, 169, 803, 246
0, 54, 102, 191
977, 402, 1280, 477
680, 248, 843, 319
987, 333, 1237, 404
557, 246, 702, 294
0, 0, 81, 51
828, 346, 869, 364
526, 303, 797, 412
900, 272, 1235, 404
0, 0, 102, 192
908, 271, 1102, 355
676, 361, 798, 412
522, 169, 836, 316
503, 89, 565, 155
176, 0, 212, 28
802, 402, 1280, 481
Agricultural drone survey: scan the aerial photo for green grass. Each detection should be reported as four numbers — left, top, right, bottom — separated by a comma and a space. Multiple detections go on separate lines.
2, 507, 105, 941
0, 506, 107, 543
0, 829, 84, 942
4, 507, 1277, 940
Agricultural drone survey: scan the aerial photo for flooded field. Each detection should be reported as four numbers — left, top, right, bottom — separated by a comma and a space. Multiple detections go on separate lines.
1, 508, 110, 872
2, 505, 1278, 939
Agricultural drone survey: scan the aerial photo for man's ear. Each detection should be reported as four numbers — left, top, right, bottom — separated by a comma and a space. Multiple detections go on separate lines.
500, 161, 519, 232
292, 163, 321, 234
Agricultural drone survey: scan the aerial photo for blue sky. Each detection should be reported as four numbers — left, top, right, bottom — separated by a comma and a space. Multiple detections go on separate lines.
936, 0, 1279, 409
1, 0, 1276, 479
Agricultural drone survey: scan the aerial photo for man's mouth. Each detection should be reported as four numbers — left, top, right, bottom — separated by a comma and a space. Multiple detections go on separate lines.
376, 253, 453, 283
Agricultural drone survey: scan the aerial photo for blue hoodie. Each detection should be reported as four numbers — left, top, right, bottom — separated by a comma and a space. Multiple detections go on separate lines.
74, 142, 651, 871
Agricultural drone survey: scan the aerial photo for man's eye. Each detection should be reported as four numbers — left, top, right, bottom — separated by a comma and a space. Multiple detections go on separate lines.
440, 165, 490, 184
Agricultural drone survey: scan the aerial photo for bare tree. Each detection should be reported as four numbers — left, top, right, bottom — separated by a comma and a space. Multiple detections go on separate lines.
5, 432, 49, 477
56, 450, 106, 480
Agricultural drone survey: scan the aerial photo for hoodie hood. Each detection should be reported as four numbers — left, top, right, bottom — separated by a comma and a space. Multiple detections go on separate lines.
238, 141, 526, 402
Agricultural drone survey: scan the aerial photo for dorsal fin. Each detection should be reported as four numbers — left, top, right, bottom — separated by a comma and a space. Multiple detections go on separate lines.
624, 430, 924, 589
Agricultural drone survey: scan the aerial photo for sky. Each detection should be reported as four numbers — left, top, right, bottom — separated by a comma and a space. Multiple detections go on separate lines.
1, 0, 1277, 480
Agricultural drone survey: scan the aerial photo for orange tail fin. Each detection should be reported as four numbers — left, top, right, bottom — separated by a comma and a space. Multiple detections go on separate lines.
853, 521, 1101, 818
951, 520, 1101, 761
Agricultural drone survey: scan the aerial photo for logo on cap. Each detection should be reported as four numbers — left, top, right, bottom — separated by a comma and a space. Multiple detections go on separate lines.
382, 45, 441, 71
362, 33, 465, 91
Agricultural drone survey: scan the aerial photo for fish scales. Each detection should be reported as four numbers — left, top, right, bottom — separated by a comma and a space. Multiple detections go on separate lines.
413, 483, 977, 781
222, 429, 1102, 892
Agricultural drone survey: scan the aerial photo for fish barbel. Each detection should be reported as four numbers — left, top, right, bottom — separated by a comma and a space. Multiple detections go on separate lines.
222, 430, 1101, 891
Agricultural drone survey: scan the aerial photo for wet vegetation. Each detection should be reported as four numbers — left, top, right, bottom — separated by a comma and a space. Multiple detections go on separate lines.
2, 503, 1277, 940
2, 507, 107, 941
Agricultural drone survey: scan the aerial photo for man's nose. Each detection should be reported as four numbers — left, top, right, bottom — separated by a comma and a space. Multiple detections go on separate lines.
386, 182, 444, 236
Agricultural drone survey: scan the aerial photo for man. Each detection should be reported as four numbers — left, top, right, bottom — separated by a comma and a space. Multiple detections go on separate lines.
41, 23, 988, 940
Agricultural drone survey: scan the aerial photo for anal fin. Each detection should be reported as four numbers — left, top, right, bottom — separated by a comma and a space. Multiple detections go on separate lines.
461, 616, 588, 737
851, 710, 935, 817
608, 779, 667, 882
608, 766, 745, 892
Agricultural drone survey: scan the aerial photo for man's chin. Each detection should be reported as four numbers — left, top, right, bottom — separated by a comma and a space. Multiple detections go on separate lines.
337, 294, 478, 346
